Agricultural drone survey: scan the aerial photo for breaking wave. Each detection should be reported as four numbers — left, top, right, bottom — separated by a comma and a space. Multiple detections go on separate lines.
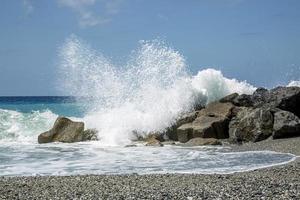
0, 109, 58, 143
58, 36, 256, 146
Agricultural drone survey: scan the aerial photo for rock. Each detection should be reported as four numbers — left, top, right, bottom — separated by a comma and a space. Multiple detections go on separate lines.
219, 93, 253, 107
177, 123, 193, 143
229, 107, 274, 143
144, 133, 165, 142
251, 87, 269, 107
145, 138, 163, 147
219, 93, 239, 103
192, 115, 230, 139
269, 86, 300, 117
161, 141, 176, 145
177, 102, 234, 142
125, 144, 137, 147
38, 117, 97, 143
249, 86, 300, 115
183, 138, 221, 146
273, 110, 300, 139
232, 94, 253, 107
166, 111, 199, 141
82, 129, 98, 141
199, 102, 234, 118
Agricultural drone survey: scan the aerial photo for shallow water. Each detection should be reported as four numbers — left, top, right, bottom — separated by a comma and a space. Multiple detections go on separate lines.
0, 142, 295, 176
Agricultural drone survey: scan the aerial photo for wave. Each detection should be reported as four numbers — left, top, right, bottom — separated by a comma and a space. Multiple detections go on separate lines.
58, 36, 256, 146
0, 109, 58, 143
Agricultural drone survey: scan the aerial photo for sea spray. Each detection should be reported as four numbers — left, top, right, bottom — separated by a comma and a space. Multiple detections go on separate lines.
58, 36, 257, 146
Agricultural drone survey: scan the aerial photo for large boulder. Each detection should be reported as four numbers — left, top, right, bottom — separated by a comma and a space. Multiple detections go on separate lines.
273, 110, 300, 139
220, 87, 300, 117
166, 111, 199, 141
177, 123, 193, 143
177, 102, 234, 143
183, 138, 221, 146
269, 86, 300, 117
229, 107, 274, 142
38, 117, 98, 143
247, 87, 300, 114
219, 93, 253, 107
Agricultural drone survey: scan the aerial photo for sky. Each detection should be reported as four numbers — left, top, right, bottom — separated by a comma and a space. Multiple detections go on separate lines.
0, 0, 300, 96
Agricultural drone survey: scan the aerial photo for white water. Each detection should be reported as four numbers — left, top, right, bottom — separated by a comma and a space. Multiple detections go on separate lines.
59, 36, 256, 146
0, 109, 57, 143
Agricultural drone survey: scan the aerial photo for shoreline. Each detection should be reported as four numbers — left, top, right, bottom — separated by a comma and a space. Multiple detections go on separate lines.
1, 138, 299, 199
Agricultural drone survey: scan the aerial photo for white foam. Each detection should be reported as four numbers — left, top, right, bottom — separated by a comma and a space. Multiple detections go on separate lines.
0, 109, 58, 143
58, 36, 257, 146
287, 80, 300, 87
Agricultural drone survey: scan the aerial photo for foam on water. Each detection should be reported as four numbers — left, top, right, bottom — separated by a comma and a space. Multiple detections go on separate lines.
0, 142, 296, 176
0, 109, 58, 143
59, 36, 256, 146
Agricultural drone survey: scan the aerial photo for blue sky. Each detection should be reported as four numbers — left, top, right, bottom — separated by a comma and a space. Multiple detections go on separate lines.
0, 0, 300, 95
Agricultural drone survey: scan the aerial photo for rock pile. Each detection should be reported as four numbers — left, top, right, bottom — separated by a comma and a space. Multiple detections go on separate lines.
167, 86, 300, 145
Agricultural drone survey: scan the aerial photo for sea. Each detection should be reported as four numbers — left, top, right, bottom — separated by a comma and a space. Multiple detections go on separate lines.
0, 36, 298, 176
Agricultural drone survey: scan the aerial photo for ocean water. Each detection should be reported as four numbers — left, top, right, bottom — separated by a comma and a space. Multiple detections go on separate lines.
0, 36, 298, 176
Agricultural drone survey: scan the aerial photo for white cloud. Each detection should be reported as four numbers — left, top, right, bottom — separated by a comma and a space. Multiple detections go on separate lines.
57, 0, 123, 27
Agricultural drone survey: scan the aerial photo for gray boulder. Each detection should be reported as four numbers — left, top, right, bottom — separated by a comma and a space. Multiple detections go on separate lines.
273, 110, 300, 139
233, 94, 253, 107
38, 117, 98, 143
219, 93, 239, 103
269, 86, 300, 117
229, 107, 274, 142
177, 123, 193, 143
166, 111, 199, 141
177, 102, 234, 143
250, 87, 300, 115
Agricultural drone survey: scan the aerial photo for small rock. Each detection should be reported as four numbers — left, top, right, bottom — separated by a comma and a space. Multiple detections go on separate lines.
145, 138, 163, 147
184, 138, 221, 146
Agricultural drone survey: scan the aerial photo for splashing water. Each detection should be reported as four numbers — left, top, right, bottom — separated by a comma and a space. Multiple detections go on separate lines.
58, 36, 256, 146
287, 80, 300, 87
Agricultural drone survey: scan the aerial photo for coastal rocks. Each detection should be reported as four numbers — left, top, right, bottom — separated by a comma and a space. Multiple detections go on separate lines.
183, 138, 221, 146
229, 107, 274, 142
273, 110, 300, 139
177, 102, 234, 142
166, 111, 199, 141
177, 123, 193, 143
145, 138, 163, 147
38, 117, 98, 143
270, 86, 300, 117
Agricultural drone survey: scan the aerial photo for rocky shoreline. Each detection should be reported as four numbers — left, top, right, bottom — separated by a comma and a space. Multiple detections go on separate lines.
1, 86, 299, 199
37, 86, 300, 147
